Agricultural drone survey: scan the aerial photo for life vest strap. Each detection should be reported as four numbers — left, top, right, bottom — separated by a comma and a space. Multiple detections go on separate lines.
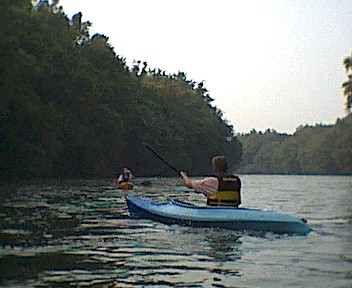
207, 190, 240, 207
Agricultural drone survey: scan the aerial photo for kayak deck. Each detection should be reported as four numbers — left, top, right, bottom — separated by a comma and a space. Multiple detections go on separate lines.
117, 182, 134, 190
125, 196, 310, 235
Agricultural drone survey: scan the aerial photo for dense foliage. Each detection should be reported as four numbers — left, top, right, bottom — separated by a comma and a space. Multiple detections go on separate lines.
342, 52, 352, 112
2, 0, 350, 180
239, 49, 352, 176
0, 0, 242, 180
238, 114, 352, 175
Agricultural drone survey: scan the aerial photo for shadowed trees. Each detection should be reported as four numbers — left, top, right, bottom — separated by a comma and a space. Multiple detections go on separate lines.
0, 0, 242, 180
238, 117, 352, 175
342, 52, 352, 113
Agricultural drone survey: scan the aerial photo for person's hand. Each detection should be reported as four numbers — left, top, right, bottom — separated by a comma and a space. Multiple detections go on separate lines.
180, 171, 187, 179
180, 171, 192, 188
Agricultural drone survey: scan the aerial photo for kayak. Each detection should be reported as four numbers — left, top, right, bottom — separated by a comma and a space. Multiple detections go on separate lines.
125, 196, 310, 235
117, 182, 134, 190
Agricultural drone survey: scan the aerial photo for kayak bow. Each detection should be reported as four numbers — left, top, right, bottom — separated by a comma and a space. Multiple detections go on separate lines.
117, 182, 134, 190
125, 196, 310, 235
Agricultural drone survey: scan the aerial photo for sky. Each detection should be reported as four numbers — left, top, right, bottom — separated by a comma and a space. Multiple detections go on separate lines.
58, 0, 352, 134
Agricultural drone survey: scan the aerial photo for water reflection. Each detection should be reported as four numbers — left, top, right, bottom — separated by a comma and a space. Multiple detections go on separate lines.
1, 177, 351, 287
205, 232, 242, 262
109, 225, 243, 287
0, 179, 245, 287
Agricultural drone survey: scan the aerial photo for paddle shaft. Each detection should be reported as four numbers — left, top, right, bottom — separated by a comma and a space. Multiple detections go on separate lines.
143, 143, 180, 174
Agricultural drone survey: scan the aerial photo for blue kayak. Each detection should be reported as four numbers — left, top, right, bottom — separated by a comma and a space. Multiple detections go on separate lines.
125, 196, 310, 235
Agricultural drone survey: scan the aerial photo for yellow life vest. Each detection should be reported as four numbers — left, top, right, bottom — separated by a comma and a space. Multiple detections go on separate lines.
207, 175, 241, 207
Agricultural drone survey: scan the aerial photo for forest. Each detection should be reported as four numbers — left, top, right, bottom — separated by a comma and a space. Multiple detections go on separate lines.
0, 0, 242, 181
1, 0, 351, 182
238, 115, 352, 175
237, 48, 352, 175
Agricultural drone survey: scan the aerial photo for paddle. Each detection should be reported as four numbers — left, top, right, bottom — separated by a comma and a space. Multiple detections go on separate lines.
143, 143, 180, 174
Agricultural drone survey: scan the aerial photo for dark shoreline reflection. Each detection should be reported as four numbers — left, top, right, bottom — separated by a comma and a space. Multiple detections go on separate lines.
1, 177, 351, 287
205, 232, 242, 262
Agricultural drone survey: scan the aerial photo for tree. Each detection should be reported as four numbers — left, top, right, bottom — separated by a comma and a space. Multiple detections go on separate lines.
0, 0, 243, 180
342, 52, 352, 113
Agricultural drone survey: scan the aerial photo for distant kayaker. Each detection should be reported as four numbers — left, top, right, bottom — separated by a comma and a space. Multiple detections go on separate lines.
117, 167, 134, 184
180, 156, 241, 207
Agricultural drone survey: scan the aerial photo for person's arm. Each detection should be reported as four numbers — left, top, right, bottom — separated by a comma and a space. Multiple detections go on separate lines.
180, 171, 193, 188
180, 171, 218, 196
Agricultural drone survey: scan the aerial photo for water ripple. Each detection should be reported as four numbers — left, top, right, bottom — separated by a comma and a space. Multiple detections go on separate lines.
1, 177, 351, 287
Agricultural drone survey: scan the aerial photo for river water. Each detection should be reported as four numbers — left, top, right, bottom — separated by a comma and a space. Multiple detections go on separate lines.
0, 175, 351, 288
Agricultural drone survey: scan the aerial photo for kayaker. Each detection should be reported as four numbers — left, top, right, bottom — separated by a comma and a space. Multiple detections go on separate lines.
180, 156, 241, 207
117, 167, 134, 184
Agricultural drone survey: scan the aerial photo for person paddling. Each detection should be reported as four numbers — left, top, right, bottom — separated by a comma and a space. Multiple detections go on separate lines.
117, 167, 134, 184
180, 156, 241, 207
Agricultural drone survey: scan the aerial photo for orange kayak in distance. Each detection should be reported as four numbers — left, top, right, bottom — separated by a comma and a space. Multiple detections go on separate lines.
117, 182, 134, 190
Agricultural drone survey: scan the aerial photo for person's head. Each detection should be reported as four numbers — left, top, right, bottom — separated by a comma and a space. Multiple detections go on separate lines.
211, 156, 228, 174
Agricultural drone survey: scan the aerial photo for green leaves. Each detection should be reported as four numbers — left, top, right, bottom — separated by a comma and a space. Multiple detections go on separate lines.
238, 118, 352, 175
1, 0, 242, 180
342, 52, 352, 112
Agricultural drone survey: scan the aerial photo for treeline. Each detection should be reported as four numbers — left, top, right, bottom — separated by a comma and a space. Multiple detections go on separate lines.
238, 114, 352, 175
0, 0, 242, 181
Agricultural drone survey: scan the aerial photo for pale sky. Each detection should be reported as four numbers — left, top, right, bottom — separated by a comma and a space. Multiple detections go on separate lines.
58, 0, 352, 134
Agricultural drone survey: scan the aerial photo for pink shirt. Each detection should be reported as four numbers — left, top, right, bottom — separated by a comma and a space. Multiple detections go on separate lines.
189, 177, 219, 196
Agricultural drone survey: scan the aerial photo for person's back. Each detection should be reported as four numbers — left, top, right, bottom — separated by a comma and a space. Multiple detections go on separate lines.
207, 173, 241, 206
180, 156, 241, 207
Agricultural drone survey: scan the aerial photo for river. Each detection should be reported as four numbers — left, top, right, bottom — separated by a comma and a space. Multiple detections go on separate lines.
0, 175, 351, 287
